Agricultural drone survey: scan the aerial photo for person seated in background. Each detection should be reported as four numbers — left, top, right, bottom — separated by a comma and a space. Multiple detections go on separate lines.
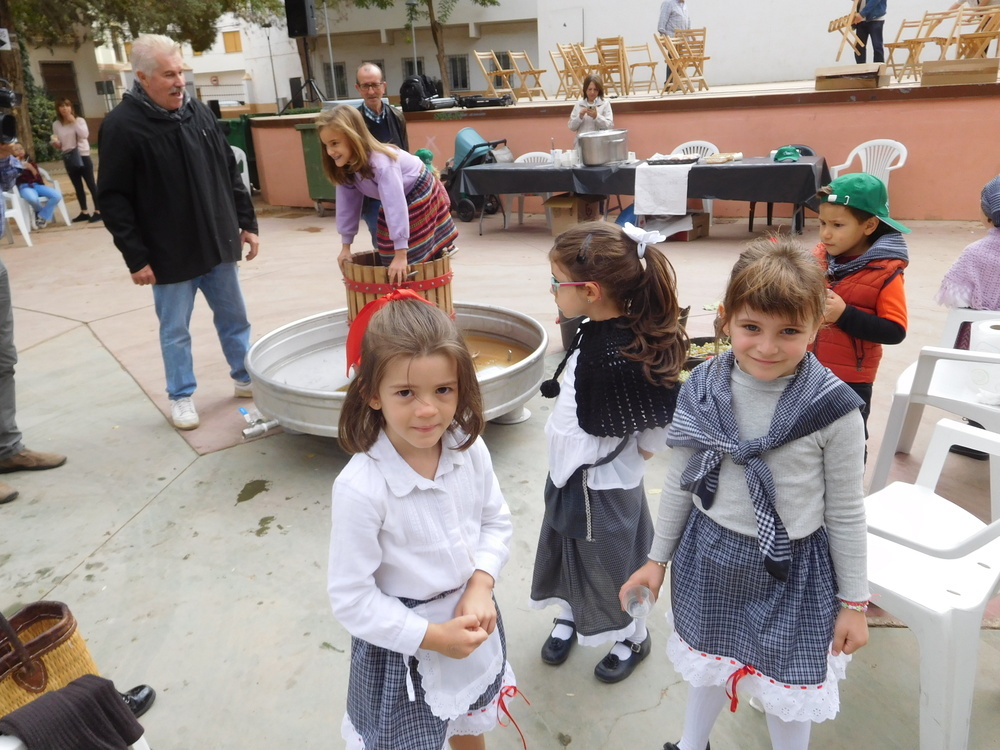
934, 174, 1000, 461
10, 143, 61, 230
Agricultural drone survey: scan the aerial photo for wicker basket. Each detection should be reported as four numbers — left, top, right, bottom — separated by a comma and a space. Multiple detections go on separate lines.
0, 601, 100, 717
342, 252, 453, 322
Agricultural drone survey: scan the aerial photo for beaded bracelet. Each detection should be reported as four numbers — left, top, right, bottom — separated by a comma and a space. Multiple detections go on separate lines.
839, 599, 869, 613
652, 560, 667, 569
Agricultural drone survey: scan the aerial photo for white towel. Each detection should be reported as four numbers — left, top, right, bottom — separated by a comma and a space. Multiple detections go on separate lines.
634, 162, 693, 216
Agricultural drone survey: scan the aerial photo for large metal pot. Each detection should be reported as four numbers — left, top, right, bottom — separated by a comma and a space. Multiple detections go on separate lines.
578, 129, 628, 166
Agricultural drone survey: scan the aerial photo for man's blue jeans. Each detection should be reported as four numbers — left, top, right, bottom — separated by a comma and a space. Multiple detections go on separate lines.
152, 262, 251, 401
0, 257, 23, 461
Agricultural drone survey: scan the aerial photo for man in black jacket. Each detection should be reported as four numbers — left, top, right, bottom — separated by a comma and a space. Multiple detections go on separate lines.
355, 62, 409, 245
98, 34, 259, 431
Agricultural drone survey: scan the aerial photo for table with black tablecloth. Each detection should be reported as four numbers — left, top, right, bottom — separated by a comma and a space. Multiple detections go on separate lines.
458, 156, 831, 234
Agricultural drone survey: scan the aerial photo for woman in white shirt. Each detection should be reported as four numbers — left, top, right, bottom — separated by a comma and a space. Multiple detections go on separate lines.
568, 75, 614, 144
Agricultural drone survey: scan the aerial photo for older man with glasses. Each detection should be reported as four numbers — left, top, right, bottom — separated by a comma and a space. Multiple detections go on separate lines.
355, 63, 410, 247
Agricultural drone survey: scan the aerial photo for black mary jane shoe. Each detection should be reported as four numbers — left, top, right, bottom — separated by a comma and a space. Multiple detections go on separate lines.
540, 618, 576, 665
121, 684, 156, 718
663, 743, 710, 750
594, 633, 651, 683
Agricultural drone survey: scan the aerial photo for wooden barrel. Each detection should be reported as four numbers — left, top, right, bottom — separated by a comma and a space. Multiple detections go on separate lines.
342, 252, 454, 322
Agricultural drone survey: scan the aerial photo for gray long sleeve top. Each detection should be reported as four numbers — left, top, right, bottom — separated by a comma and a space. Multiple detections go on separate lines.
657, 0, 691, 37
650, 363, 870, 602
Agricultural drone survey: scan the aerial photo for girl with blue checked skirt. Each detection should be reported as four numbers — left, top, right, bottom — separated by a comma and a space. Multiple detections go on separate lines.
530, 222, 688, 684
328, 291, 520, 750
623, 237, 870, 750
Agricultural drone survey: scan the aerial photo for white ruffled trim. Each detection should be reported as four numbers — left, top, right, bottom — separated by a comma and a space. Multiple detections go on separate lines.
665, 630, 851, 724
529, 596, 637, 646
446, 662, 517, 740
340, 663, 517, 748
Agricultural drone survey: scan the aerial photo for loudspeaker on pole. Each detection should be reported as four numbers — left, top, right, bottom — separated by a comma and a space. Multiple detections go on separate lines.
285, 0, 317, 38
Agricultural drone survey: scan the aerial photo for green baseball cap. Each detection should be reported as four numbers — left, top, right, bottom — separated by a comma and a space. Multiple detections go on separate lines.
773, 146, 801, 163
822, 173, 910, 234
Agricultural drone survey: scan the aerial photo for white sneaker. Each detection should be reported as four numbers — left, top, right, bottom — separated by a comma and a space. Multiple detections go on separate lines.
233, 379, 252, 398
170, 397, 199, 430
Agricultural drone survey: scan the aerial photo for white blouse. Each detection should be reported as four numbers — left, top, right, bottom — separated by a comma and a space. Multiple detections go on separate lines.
327, 430, 512, 657
546, 349, 668, 490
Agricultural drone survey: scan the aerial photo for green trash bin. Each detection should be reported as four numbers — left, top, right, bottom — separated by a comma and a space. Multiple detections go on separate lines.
221, 115, 260, 189
296, 121, 336, 217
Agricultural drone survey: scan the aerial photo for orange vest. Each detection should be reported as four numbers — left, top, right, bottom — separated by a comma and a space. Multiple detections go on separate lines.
811, 245, 906, 384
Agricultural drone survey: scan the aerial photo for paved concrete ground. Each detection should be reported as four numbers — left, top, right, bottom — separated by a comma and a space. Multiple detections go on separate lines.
2, 198, 999, 749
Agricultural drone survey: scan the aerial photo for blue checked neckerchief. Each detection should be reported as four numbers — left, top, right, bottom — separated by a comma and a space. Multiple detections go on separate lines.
665, 350, 863, 581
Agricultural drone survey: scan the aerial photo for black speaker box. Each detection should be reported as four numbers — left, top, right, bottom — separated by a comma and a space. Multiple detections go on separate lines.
289, 78, 304, 109
285, 0, 316, 38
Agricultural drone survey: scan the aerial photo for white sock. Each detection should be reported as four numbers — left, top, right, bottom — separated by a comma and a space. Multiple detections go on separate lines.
551, 607, 574, 640
677, 684, 727, 750
609, 640, 635, 659
632, 618, 648, 643
765, 712, 812, 750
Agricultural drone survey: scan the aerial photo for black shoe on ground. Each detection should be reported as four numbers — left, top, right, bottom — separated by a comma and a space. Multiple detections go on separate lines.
121, 684, 156, 718
949, 443, 989, 460
88, 212, 103, 223
72, 212, 90, 223
663, 743, 710, 750
540, 618, 576, 665
594, 633, 651, 683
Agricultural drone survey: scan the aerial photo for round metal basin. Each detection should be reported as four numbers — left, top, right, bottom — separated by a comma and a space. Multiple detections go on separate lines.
246, 303, 548, 438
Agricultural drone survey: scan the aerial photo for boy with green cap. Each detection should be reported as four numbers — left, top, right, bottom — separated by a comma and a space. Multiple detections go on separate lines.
811, 172, 910, 433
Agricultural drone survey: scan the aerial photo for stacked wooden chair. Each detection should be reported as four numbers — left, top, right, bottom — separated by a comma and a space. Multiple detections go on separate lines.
473, 51, 517, 100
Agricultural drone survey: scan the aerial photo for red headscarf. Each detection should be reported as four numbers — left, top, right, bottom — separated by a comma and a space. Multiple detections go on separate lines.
345, 289, 436, 375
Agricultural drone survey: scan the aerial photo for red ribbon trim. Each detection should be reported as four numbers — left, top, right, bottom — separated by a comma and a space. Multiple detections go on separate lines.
497, 685, 530, 750
725, 664, 758, 712
343, 271, 453, 295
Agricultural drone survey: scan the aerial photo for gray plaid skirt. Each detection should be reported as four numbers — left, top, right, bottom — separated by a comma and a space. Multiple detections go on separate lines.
530, 481, 653, 641
670, 509, 839, 685
344, 593, 508, 750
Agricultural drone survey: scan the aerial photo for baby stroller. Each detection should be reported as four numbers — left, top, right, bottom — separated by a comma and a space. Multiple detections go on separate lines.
441, 127, 512, 223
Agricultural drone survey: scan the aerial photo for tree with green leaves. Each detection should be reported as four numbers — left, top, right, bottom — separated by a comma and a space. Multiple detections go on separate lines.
11, 0, 284, 53
343, 0, 499, 96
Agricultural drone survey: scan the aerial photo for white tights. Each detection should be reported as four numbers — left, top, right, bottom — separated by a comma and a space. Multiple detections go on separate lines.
677, 685, 812, 750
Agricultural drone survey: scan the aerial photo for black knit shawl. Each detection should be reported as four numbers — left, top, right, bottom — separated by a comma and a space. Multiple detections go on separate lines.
542, 317, 678, 438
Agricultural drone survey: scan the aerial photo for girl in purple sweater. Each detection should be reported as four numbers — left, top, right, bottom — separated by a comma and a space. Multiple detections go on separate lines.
318, 104, 457, 284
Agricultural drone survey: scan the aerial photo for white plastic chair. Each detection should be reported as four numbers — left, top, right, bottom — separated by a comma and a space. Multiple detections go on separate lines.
36, 167, 72, 226
869, 308, 1000, 505
866, 418, 1000, 750
828, 138, 908, 187
2, 190, 32, 247
671, 140, 719, 224
231, 145, 251, 195
505, 151, 554, 229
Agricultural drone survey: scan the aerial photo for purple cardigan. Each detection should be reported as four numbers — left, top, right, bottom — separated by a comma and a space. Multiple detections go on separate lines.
336, 148, 424, 250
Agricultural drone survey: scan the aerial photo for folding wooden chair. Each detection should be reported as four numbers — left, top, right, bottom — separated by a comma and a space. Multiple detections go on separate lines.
655, 33, 708, 94
594, 36, 629, 96
473, 50, 517, 99
827, 0, 862, 61
674, 28, 711, 83
507, 50, 547, 101
556, 43, 589, 95
885, 11, 957, 81
625, 43, 659, 94
948, 5, 1000, 59
549, 49, 573, 100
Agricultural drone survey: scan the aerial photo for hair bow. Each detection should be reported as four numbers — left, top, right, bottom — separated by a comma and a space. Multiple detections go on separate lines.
621, 222, 666, 259
345, 289, 435, 376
